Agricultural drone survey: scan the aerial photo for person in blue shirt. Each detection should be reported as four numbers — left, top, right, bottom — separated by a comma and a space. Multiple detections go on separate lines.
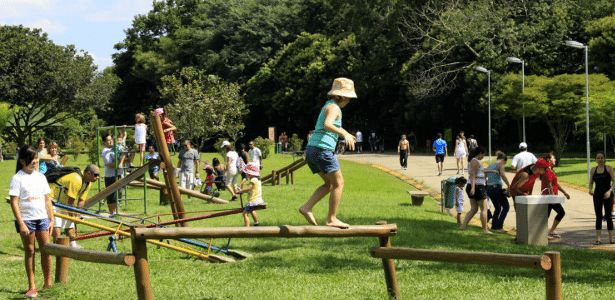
300, 78, 357, 229
432, 133, 448, 176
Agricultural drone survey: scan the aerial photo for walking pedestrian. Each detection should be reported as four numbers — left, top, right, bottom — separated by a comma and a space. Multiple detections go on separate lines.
588, 150, 615, 244
432, 133, 447, 176
398, 134, 410, 170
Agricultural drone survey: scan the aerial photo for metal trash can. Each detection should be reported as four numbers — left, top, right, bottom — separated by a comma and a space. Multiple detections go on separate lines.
441, 177, 457, 210
276, 142, 282, 153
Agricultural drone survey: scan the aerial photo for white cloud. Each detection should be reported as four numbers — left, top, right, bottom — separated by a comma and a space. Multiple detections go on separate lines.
89, 0, 153, 22
0, 0, 56, 19
26, 18, 66, 35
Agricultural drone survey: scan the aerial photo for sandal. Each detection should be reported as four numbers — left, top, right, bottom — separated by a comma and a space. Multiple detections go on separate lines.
595, 240, 602, 245
549, 233, 561, 239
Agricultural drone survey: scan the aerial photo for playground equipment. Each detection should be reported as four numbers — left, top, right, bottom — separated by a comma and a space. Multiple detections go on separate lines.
95, 125, 148, 214
135, 177, 229, 204
370, 247, 562, 300
261, 157, 306, 185
46, 237, 135, 285
130, 221, 398, 300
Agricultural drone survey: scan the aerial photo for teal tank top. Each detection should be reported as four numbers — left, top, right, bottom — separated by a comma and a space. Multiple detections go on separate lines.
307, 101, 342, 151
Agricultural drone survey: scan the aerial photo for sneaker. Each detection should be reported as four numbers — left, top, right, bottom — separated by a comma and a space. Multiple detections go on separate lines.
456, 171, 460, 174
254, 222, 260, 226
69, 241, 83, 249
109, 212, 117, 218
231, 195, 238, 201
25, 288, 38, 298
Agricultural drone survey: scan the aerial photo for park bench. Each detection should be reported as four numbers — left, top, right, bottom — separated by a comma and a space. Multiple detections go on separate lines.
407, 190, 429, 206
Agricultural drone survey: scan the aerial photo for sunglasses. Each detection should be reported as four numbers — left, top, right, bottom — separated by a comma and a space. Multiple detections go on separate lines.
92, 173, 100, 177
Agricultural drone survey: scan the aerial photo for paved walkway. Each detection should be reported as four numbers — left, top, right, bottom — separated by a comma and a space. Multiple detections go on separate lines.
338, 151, 615, 251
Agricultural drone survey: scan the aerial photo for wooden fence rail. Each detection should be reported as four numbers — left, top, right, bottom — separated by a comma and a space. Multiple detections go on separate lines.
130, 222, 398, 300
370, 247, 562, 300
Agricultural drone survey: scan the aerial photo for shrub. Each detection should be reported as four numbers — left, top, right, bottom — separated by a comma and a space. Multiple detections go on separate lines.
253, 136, 274, 159
288, 133, 304, 152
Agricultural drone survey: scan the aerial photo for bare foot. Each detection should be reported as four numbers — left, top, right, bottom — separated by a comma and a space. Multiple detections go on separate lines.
459, 226, 467, 231
325, 219, 350, 229
299, 207, 318, 226
483, 230, 493, 235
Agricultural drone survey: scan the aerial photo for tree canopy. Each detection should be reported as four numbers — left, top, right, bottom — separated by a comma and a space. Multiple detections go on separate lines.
0, 25, 119, 145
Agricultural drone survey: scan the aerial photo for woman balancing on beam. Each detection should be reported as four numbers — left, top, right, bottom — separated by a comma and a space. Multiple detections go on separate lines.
299, 78, 357, 229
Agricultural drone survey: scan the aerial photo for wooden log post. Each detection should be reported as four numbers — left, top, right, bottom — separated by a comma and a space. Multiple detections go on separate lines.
131, 226, 154, 300
44, 245, 136, 266
271, 170, 276, 186
54, 237, 70, 284
151, 114, 187, 226
375, 221, 399, 299
290, 170, 294, 184
545, 251, 562, 300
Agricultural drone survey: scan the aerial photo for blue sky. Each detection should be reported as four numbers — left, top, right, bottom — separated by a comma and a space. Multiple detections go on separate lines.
1, 0, 155, 71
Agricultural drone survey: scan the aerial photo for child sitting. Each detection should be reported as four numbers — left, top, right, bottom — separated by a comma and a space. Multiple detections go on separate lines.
235, 162, 265, 227
455, 177, 468, 224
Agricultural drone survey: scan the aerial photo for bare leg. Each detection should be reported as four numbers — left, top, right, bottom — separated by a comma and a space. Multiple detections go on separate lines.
456, 158, 461, 173
478, 199, 492, 234
225, 185, 236, 197
20, 232, 36, 290
300, 172, 332, 226
250, 211, 259, 223
460, 199, 478, 230
457, 213, 461, 224
609, 230, 614, 243
108, 202, 117, 214
324, 170, 349, 228
596, 229, 601, 243
549, 219, 560, 234
35, 231, 53, 288
242, 211, 250, 227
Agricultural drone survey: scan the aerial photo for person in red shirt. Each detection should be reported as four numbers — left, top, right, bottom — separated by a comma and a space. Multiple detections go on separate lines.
540, 153, 570, 240
509, 158, 551, 208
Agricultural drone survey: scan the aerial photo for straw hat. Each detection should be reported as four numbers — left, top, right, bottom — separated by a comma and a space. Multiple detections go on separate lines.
243, 162, 260, 177
327, 78, 357, 98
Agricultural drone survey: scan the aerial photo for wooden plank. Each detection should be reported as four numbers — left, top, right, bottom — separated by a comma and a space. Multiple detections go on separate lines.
370, 247, 552, 271
82, 160, 158, 208
134, 223, 398, 240
137, 178, 229, 204
44, 244, 135, 266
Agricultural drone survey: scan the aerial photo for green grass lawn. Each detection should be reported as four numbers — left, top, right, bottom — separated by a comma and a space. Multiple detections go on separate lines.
1, 153, 614, 299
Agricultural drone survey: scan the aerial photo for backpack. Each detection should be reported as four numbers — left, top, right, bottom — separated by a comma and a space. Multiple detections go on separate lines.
45, 166, 83, 185
236, 156, 246, 171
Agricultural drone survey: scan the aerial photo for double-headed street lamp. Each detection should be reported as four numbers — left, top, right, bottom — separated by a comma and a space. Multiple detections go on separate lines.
566, 40, 590, 185
506, 57, 526, 143
476, 66, 491, 161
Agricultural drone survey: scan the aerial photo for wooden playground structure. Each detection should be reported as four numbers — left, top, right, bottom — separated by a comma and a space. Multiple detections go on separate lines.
261, 157, 306, 185
41, 113, 563, 299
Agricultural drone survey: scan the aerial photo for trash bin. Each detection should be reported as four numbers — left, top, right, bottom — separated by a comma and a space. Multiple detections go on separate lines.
441, 177, 457, 210
276, 142, 282, 153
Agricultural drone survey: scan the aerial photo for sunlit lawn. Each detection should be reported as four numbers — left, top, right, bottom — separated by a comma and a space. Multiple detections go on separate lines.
0, 152, 613, 299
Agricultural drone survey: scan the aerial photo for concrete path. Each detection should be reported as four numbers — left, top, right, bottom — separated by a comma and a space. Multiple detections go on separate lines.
338, 151, 615, 250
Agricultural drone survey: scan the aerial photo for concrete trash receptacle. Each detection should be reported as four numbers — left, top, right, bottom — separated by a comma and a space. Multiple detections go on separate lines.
515, 195, 565, 246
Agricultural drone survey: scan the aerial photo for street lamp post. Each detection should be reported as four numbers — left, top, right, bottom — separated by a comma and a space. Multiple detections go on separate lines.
506, 57, 526, 143
566, 40, 590, 185
476, 66, 491, 161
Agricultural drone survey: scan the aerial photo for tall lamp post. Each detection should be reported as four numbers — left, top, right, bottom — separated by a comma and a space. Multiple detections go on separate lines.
476, 66, 491, 160
566, 40, 590, 185
506, 57, 526, 143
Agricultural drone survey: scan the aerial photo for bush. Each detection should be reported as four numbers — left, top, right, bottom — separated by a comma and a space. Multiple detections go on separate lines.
288, 133, 304, 152
88, 136, 99, 164
253, 136, 274, 159
68, 137, 85, 160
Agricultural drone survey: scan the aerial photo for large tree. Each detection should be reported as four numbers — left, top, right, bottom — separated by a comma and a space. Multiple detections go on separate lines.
0, 25, 118, 145
159, 67, 247, 150
495, 73, 614, 162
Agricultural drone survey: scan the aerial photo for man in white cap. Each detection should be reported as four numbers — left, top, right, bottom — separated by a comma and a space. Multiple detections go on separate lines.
511, 142, 537, 171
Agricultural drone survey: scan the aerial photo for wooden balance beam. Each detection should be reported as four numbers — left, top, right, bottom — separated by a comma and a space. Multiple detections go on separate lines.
47, 237, 135, 285
132, 223, 397, 240
130, 222, 397, 300
370, 247, 561, 300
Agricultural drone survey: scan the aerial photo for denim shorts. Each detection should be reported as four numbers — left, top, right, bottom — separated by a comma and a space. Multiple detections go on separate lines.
305, 146, 340, 174
15, 218, 50, 233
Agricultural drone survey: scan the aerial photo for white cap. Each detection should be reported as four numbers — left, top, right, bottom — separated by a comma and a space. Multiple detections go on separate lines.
220, 141, 231, 148
519, 142, 528, 149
